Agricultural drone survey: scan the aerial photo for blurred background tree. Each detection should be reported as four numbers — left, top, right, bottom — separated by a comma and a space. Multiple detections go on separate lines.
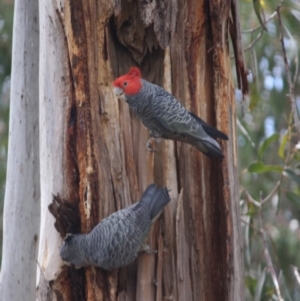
238, 0, 300, 300
0, 0, 300, 299
0, 0, 13, 264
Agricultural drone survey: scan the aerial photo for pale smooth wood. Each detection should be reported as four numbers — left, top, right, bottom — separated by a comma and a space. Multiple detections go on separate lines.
0, 0, 40, 300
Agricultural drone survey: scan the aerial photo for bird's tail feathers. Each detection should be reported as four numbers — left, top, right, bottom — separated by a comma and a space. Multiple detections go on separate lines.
191, 137, 225, 159
189, 112, 228, 140
133, 184, 157, 213
137, 184, 159, 207
148, 187, 170, 220
137, 184, 170, 220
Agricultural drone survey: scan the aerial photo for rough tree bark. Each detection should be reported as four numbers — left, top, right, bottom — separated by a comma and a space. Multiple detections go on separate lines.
2, 0, 246, 300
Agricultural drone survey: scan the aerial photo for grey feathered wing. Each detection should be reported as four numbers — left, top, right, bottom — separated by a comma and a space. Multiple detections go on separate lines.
152, 95, 226, 158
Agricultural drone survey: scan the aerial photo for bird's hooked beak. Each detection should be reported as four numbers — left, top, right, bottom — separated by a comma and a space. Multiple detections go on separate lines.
113, 87, 126, 101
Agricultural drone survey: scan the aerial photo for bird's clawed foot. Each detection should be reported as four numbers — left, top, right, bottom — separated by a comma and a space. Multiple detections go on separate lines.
139, 243, 158, 254
147, 138, 157, 152
149, 129, 161, 139
147, 130, 162, 152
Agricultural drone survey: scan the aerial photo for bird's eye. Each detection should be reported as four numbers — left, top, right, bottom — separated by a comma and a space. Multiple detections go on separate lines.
123, 82, 128, 87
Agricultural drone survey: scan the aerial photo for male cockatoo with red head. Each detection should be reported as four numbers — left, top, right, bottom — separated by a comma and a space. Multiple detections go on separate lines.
113, 67, 228, 159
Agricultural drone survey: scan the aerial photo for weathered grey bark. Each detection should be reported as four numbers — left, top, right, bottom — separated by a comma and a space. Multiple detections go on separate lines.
36, 0, 71, 296
0, 0, 40, 300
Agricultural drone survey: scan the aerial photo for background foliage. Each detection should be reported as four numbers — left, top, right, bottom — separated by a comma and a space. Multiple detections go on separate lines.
0, 0, 300, 299
238, 0, 300, 299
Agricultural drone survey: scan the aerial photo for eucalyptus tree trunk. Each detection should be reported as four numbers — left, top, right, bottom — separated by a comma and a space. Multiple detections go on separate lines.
0, 0, 40, 300
1, 0, 246, 300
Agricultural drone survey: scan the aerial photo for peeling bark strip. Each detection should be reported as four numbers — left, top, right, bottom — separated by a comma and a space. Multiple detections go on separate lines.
35, 0, 245, 300
64, 1, 104, 300
230, 0, 249, 95
48, 195, 80, 238
205, 1, 232, 299
64, 0, 100, 232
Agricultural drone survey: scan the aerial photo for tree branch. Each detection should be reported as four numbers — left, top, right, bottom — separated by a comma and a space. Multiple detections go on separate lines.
291, 265, 300, 286
242, 11, 277, 33
293, 54, 299, 87
258, 210, 284, 301
242, 11, 281, 53
261, 180, 281, 205
236, 118, 256, 148
241, 186, 261, 207
241, 178, 281, 207
243, 29, 264, 53
241, 218, 262, 234
277, 6, 300, 136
